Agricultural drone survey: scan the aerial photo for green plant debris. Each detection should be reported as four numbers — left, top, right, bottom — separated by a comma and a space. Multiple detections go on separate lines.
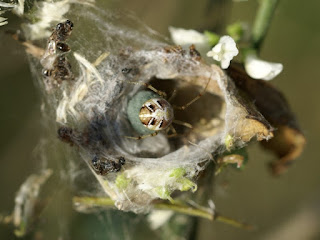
227, 22, 244, 42
155, 186, 174, 203
115, 173, 130, 190
204, 31, 220, 46
169, 168, 186, 178
225, 134, 234, 151
169, 168, 197, 192
14, 220, 26, 237
227, 148, 248, 169
177, 178, 197, 192
215, 148, 249, 175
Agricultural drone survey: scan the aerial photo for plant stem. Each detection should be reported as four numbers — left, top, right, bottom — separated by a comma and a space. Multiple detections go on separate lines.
215, 214, 254, 230
73, 196, 115, 207
154, 202, 213, 221
73, 196, 213, 220
252, 0, 280, 51
73, 196, 253, 230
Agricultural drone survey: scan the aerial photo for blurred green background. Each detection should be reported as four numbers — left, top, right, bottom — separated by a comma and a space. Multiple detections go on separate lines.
0, 0, 320, 239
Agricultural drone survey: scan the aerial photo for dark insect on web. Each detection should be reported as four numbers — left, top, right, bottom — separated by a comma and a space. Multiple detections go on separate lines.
57, 123, 126, 175
53, 19, 74, 42
41, 20, 74, 86
58, 126, 75, 146
91, 156, 126, 175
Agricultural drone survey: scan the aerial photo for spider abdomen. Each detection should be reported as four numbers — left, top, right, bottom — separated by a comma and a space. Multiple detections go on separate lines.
127, 90, 174, 135
139, 98, 173, 131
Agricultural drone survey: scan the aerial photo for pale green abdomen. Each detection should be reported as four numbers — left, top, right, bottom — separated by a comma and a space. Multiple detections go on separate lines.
127, 90, 159, 135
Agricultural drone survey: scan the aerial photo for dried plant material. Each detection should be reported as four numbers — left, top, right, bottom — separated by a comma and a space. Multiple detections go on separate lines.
227, 62, 306, 175
0, 2, 15, 8
11, 32, 45, 58
0, 16, 8, 26
12, 170, 52, 237
262, 126, 306, 175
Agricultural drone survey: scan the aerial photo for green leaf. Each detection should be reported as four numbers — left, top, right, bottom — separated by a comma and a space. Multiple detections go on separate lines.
204, 31, 220, 46
226, 22, 244, 42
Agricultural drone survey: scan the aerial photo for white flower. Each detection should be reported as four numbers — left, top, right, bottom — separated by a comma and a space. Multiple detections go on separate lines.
168, 26, 210, 49
206, 35, 239, 69
0, 2, 15, 8
245, 53, 283, 80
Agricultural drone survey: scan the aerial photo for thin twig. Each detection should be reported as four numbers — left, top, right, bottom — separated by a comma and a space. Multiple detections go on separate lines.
72, 196, 253, 230
215, 214, 254, 230
154, 202, 213, 221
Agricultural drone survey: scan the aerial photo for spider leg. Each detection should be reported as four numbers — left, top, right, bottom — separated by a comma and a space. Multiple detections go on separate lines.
165, 125, 177, 138
167, 89, 177, 102
125, 131, 158, 140
172, 119, 192, 129
127, 81, 167, 98
173, 75, 211, 110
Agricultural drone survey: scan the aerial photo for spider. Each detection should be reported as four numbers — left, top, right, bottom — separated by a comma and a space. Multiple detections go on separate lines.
125, 75, 211, 140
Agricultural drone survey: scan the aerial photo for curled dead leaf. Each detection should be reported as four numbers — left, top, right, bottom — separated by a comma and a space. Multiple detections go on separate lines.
227, 62, 306, 175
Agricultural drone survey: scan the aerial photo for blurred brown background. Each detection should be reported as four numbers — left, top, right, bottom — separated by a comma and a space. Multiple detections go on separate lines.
0, 0, 320, 239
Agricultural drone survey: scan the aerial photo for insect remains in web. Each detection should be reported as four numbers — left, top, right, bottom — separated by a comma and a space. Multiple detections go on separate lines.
91, 156, 126, 175
125, 74, 211, 140
57, 124, 127, 176
40, 20, 74, 88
